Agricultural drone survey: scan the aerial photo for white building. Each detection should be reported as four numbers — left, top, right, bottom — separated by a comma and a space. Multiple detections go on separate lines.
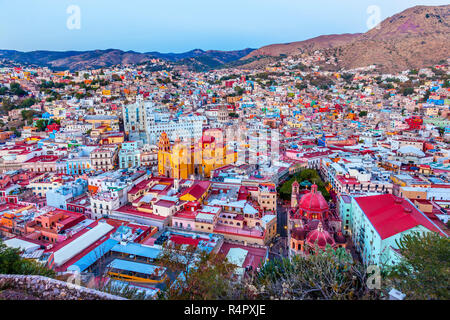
123, 95, 206, 144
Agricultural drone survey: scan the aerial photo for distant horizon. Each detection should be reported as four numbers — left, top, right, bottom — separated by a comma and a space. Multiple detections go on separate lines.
0, 1, 448, 53
0, 47, 257, 54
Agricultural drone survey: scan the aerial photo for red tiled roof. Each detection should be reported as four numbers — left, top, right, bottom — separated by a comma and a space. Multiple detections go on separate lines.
154, 199, 176, 208
173, 210, 197, 220
355, 194, 446, 240
115, 205, 167, 220
169, 234, 200, 247
180, 181, 210, 199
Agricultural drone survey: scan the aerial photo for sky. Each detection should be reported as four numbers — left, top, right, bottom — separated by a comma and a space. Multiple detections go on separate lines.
0, 0, 448, 53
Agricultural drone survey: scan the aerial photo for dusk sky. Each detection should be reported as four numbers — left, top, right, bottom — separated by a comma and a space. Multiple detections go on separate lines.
1, 0, 448, 53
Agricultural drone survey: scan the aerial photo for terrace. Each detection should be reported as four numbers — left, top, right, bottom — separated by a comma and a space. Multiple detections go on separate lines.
214, 224, 264, 238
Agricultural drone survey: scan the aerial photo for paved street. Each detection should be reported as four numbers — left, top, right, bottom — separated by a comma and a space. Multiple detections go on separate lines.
267, 199, 290, 260
276, 200, 288, 238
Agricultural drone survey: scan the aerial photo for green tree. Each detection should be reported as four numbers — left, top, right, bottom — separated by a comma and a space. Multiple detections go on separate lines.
75, 92, 85, 100
111, 74, 122, 82
250, 246, 381, 300
359, 111, 368, 117
0, 240, 55, 277
295, 83, 307, 90
11, 127, 21, 137
387, 232, 450, 299
158, 243, 239, 300
20, 97, 36, 108
234, 86, 244, 96
9, 83, 27, 96
35, 119, 48, 131
402, 87, 414, 96
443, 80, 449, 88
22, 109, 39, 122
279, 169, 330, 201
1, 98, 15, 112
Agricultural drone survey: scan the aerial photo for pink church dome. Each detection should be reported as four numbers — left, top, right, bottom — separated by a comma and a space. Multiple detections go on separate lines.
306, 222, 335, 249
299, 184, 329, 214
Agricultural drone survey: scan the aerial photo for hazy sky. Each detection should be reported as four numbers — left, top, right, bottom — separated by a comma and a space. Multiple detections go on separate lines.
0, 0, 448, 53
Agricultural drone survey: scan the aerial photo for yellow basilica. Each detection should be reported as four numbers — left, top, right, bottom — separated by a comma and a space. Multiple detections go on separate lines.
158, 131, 237, 179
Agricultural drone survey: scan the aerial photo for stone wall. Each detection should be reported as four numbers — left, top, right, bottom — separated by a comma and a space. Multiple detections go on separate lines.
0, 274, 126, 300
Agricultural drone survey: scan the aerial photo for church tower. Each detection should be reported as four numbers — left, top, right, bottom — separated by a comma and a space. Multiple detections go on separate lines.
291, 180, 300, 208
158, 132, 172, 177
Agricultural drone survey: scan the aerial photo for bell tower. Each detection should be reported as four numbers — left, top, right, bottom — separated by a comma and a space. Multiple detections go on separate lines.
291, 180, 300, 208
158, 132, 171, 177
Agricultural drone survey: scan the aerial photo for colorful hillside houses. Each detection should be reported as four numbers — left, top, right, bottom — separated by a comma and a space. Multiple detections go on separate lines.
46, 122, 61, 133
41, 112, 53, 119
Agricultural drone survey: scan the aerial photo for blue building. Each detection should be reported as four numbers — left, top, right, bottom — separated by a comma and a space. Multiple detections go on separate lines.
339, 193, 447, 266
119, 141, 141, 169
46, 178, 88, 210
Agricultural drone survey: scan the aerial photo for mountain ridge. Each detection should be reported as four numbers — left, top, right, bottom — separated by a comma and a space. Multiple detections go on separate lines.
1, 4, 448, 73
0, 48, 255, 71
240, 4, 450, 72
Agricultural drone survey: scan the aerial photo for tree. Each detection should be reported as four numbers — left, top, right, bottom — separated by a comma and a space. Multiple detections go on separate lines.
20, 97, 36, 108
75, 92, 85, 100
1, 98, 15, 112
295, 83, 307, 90
421, 89, 431, 102
443, 80, 450, 88
249, 246, 381, 300
279, 169, 330, 201
234, 86, 244, 96
387, 232, 450, 300
9, 83, 26, 96
359, 111, 368, 117
35, 119, 47, 131
111, 74, 122, 82
11, 127, 21, 137
0, 240, 55, 277
157, 242, 239, 300
402, 87, 414, 96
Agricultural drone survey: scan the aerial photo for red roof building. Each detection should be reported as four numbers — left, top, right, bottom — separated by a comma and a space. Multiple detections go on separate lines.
355, 194, 446, 240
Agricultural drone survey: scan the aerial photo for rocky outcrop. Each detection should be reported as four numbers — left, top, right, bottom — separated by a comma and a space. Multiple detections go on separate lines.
0, 275, 126, 300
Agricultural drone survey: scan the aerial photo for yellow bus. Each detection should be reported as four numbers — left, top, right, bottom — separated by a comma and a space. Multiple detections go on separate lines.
107, 259, 167, 284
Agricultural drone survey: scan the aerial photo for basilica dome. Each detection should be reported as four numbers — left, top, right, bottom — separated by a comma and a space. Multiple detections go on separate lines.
306, 222, 335, 249
298, 184, 329, 215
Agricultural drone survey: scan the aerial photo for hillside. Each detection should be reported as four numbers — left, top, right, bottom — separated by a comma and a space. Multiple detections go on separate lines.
243, 33, 362, 59
170, 48, 255, 71
241, 4, 450, 73
0, 48, 255, 71
334, 5, 450, 72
